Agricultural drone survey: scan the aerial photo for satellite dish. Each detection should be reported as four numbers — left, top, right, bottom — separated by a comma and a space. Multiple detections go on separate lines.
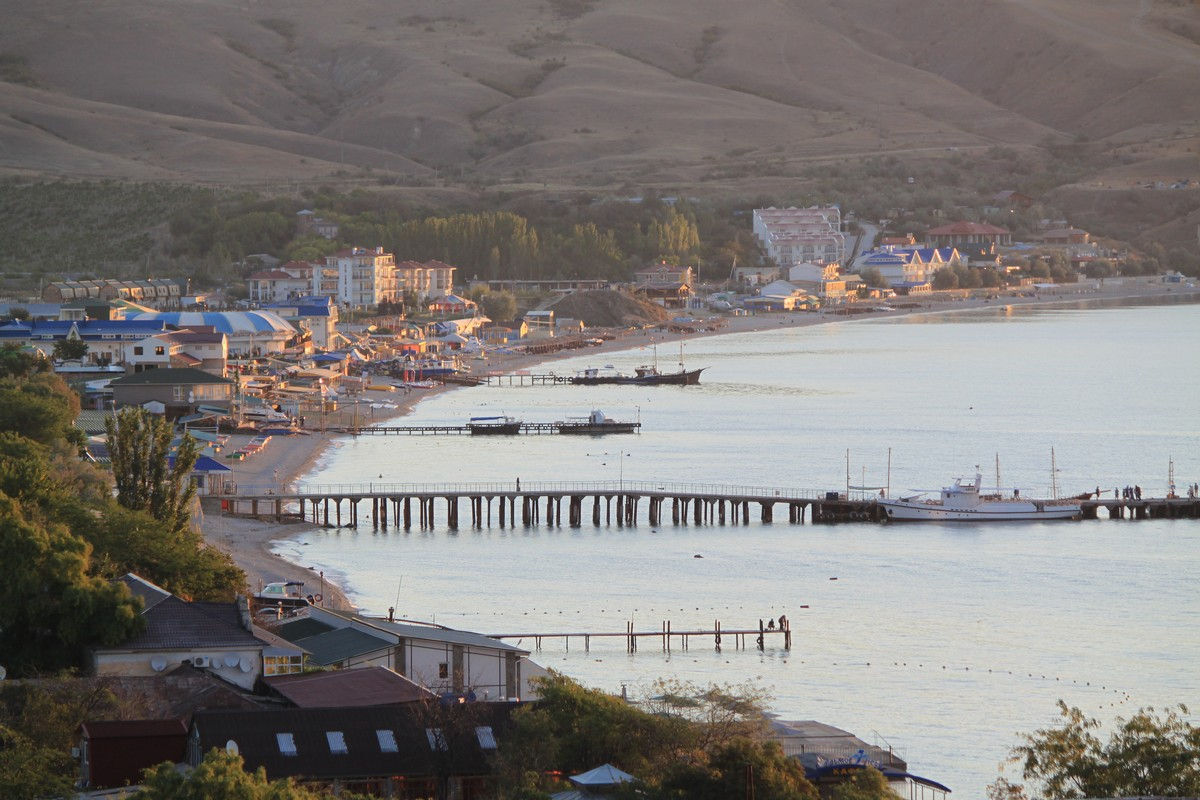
224, 654, 239, 669
238, 656, 252, 673
150, 656, 167, 673
0, 665, 7, 680
226, 740, 239, 755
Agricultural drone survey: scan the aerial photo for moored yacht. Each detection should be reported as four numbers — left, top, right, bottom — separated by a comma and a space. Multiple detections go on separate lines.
879, 472, 1081, 521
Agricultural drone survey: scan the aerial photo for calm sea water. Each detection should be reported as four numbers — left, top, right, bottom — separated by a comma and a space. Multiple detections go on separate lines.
280, 299, 1200, 798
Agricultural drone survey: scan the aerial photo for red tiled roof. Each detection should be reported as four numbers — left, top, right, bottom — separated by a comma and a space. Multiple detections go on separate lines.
248, 270, 297, 280
927, 222, 1010, 235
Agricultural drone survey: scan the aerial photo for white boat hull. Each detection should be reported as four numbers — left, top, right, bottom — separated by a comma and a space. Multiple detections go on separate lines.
880, 499, 1081, 522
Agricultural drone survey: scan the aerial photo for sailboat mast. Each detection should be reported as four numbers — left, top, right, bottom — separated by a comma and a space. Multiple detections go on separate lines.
995, 453, 1001, 494
1050, 447, 1059, 500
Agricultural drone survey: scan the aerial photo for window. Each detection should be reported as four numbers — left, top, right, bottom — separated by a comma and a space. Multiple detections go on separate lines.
475, 726, 497, 751
326, 731, 347, 754
276, 732, 297, 756
133, 346, 144, 355
263, 655, 303, 676
173, 385, 184, 401
377, 729, 398, 753
154, 346, 165, 355
426, 728, 448, 752
438, 662, 449, 679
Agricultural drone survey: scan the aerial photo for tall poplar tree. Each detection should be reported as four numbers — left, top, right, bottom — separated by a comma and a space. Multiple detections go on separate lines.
105, 407, 198, 537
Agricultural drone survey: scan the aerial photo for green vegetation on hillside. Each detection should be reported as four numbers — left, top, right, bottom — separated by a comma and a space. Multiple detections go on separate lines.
0, 348, 245, 676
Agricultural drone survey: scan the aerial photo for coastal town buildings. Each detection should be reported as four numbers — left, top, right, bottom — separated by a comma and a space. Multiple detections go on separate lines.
269, 606, 549, 701
0, 318, 169, 364
634, 263, 694, 308
753, 207, 846, 268
90, 575, 305, 690
267, 296, 340, 349
313, 247, 399, 309
248, 261, 315, 303
296, 209, 340, 240
42, 278, 184, 308
124, 327, 228, 375
305, 249, 457, 309
395, 259, 457, 300
925, 221, 1012, 248
128, 310, 296, 355
108, 366, 235, 411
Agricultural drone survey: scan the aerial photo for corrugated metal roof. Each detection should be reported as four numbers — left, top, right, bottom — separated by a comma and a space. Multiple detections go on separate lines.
290, 627, 394, 666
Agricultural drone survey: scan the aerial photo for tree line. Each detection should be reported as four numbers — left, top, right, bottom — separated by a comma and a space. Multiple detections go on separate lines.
0, 346, 244, 677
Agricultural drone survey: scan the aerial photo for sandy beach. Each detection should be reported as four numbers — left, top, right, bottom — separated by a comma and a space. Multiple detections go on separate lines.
198, 277, 1199, 609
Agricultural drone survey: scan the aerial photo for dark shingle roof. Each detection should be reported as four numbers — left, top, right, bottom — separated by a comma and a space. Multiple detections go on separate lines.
109, 367, 233, 386
119, 597, 261, 651
119, 573, 172, 612
265, 666, 435, 708
192, 705, 509, 782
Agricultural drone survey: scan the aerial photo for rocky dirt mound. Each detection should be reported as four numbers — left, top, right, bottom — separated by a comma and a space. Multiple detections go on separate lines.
547, 289, 671, 329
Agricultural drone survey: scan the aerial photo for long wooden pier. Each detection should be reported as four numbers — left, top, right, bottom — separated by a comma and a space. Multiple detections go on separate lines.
489, 618, 793, 653
214, 480, 1200, 529
479, 373, 573, 387
325, 421, 641, 436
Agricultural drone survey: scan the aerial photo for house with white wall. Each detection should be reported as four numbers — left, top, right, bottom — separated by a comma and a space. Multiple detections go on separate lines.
272, 607, 549, 701
90, 575, 305, 690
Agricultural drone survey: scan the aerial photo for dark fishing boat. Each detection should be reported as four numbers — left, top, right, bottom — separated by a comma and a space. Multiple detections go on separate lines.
569, 364, 705, 386
468, 415, 522, 435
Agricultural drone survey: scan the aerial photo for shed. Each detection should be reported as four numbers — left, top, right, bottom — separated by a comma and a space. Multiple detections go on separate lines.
79, 718, 188, 789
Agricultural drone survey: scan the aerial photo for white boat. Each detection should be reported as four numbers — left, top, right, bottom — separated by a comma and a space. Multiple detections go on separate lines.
879, 472, 1081, 522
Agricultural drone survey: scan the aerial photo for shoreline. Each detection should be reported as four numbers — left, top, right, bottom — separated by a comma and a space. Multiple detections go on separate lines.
199, 277, 1200, 610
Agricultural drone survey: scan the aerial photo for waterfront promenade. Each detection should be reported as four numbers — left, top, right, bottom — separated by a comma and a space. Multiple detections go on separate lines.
216, 480, 1200, 528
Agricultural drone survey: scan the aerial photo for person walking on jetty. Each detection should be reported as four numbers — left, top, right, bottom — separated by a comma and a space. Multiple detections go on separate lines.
516, 477, 521, 492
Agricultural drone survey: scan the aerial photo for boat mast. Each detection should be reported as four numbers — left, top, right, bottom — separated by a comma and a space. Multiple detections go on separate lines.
886, 447, 891, 499
995, 453, 1001, 494
1168, 455, 1176, 498
845, 448, 850, 496
1050, 447, 1059, 500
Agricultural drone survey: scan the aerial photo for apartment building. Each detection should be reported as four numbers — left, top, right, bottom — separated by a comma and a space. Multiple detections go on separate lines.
752, 206, 846, 268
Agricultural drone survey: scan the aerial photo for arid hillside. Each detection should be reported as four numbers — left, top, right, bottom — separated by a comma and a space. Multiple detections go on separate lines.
2, 0, 1198, 191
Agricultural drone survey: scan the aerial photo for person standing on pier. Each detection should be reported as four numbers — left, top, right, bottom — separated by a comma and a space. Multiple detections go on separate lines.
516, 477, 521, 491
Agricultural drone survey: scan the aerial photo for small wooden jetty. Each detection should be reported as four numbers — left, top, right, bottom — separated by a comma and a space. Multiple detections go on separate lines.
215, 480, 1200, 529
490, 617, 792, 653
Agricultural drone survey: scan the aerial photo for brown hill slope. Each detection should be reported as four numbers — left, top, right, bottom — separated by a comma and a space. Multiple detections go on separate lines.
0, 0, 1197, 187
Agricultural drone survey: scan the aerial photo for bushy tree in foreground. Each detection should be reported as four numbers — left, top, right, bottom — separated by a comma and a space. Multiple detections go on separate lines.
133, 748, 362, 800
994, 700, 1200, 799
496, 674, 817, 800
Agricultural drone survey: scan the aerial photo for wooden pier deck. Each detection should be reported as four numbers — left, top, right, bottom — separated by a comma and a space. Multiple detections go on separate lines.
489, 618, 793, 653
214, 480, 1200, 529
326, 421, 639, 436
478, 373, 573, 387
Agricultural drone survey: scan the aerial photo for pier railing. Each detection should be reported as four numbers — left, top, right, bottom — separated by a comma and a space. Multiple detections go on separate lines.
218, 479, 829, 502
